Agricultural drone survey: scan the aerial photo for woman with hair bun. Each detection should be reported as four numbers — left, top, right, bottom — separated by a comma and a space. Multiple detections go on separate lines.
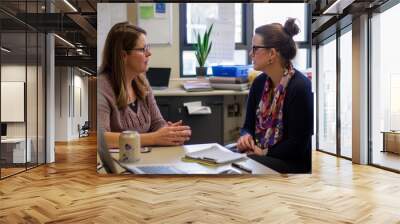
237, 18, 313, 173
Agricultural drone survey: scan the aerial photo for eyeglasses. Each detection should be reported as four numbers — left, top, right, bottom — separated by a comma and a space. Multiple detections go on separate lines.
129, 44, 150, 54
251, 45, 272, 54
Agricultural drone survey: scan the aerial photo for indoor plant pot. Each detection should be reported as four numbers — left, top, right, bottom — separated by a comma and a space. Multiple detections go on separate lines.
195, 66, 208, 77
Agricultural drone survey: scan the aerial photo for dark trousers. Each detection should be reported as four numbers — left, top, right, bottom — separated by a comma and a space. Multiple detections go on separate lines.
248, 155, 311, 174
248, 155, 290, 173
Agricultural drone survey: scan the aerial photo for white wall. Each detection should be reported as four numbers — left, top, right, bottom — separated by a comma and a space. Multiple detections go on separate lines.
1, 65, 26, 139
1, 64, 46, 163
55, 67, 89, 141
97, 3, 128, 68
127, 4, 181, 85
55, 66, 68, 141
1, 65, 33, 137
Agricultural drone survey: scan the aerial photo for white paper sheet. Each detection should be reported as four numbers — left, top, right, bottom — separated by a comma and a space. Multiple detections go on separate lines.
183, 101, 212, 115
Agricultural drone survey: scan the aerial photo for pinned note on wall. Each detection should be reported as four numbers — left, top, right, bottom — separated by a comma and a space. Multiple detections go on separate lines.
139, 5, 154, 19
137, 3, 172, 45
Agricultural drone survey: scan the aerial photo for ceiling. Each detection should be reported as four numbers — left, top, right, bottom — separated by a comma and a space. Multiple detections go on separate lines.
310, 0, 390, 43
0, 0, 97, 73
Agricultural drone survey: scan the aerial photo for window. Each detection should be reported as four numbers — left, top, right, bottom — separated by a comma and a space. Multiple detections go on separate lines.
339, 28, 352, 158
180, 3, 310, 76
181, 3, 247, 76
293, 48, 309, 71
317, 36, 337, 155
0, 0, 46, 179
253, 3, 307, 42
186, 3, 243, 44
371, 2, 400, 171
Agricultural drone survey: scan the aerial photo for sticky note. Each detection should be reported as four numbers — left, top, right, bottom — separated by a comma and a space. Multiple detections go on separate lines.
140, 5, 154, 19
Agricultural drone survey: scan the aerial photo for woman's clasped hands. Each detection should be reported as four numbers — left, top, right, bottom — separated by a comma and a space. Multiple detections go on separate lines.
153, 120, 191, 146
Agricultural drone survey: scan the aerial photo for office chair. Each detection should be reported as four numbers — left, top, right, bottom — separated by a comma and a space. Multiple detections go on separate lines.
79, 121, 90, 138
97, 130, 119, 174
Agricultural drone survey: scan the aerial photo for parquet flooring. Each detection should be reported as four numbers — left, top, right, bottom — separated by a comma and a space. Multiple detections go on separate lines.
1, 135, 400, 223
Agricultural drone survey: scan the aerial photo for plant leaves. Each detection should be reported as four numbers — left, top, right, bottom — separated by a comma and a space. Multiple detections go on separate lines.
194, 24, 214, 67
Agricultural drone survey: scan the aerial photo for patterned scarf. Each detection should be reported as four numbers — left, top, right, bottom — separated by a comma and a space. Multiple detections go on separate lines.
255, 64, 295, 153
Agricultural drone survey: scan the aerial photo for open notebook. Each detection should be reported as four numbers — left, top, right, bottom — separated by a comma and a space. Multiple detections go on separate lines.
185, 145, 246, 164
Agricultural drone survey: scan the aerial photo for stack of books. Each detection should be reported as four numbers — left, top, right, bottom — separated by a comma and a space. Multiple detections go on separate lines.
182, 80, 212, 92
209, 76, 249, 91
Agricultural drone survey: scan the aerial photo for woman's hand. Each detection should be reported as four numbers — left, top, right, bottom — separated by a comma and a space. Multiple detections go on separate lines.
237, 134, 255, 153
247, 145, 265, 156
153, 125, 191, 146
167, 120, 183, 127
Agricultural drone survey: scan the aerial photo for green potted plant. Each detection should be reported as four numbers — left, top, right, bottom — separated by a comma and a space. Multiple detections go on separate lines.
193, 24, 213, 77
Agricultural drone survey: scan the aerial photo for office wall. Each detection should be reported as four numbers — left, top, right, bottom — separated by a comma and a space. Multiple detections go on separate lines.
1, 65, 40, 138
73, 73, 89, 138
97, 3, 128, 69
128, 4, 181, 87
88, 77, 97, 132
55, 67, 89, 141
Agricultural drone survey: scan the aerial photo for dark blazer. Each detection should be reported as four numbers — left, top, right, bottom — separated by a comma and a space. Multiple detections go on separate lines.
240, 69, 313, 173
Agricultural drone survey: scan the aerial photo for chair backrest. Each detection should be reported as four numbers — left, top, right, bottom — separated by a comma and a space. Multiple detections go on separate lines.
97, 129, 118, 174
82, 121, 90, 129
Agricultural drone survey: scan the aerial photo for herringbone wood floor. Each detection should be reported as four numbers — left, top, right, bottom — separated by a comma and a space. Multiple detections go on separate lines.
1, 135, 400, 224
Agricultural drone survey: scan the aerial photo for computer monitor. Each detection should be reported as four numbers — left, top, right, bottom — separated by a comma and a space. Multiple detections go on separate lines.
146, 67, 171, 90
1, 123, 7, 138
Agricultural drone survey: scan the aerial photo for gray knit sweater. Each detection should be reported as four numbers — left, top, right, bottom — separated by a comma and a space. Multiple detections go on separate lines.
98, 74, 166, 133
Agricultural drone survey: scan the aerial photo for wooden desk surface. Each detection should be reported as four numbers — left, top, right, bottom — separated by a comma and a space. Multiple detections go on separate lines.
112, 143, 278, 175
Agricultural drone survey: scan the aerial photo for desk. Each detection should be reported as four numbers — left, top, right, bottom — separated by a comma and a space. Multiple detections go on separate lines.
382, 131, 400, 154
153, 88, 249, 97
1, 138, 32, 164
154, 88, 249, 145
112, 143, 278, 175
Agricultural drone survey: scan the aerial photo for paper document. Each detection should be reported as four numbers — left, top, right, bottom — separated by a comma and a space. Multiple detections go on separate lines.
183, 101, 212, 115
185, 145, 246, 164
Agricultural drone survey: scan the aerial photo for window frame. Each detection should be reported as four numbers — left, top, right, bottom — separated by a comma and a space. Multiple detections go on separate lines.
315, 20, 353, 161
368, 0, 400, 172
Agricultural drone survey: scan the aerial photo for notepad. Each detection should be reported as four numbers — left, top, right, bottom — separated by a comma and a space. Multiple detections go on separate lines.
185, 145, 246, 164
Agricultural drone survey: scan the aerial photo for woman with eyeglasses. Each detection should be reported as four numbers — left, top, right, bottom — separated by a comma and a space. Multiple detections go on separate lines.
98, 22, 191, 148
237, 18, 313, 173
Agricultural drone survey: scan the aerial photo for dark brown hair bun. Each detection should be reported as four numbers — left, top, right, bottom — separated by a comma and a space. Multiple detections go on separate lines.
284, 18, 300, 37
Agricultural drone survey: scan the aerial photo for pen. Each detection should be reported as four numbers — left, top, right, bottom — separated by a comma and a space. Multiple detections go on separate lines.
232, 162, 252, 173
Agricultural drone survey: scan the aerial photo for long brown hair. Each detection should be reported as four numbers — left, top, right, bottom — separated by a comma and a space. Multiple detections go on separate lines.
99, 22, 149, 109
255, 18, 300, 67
